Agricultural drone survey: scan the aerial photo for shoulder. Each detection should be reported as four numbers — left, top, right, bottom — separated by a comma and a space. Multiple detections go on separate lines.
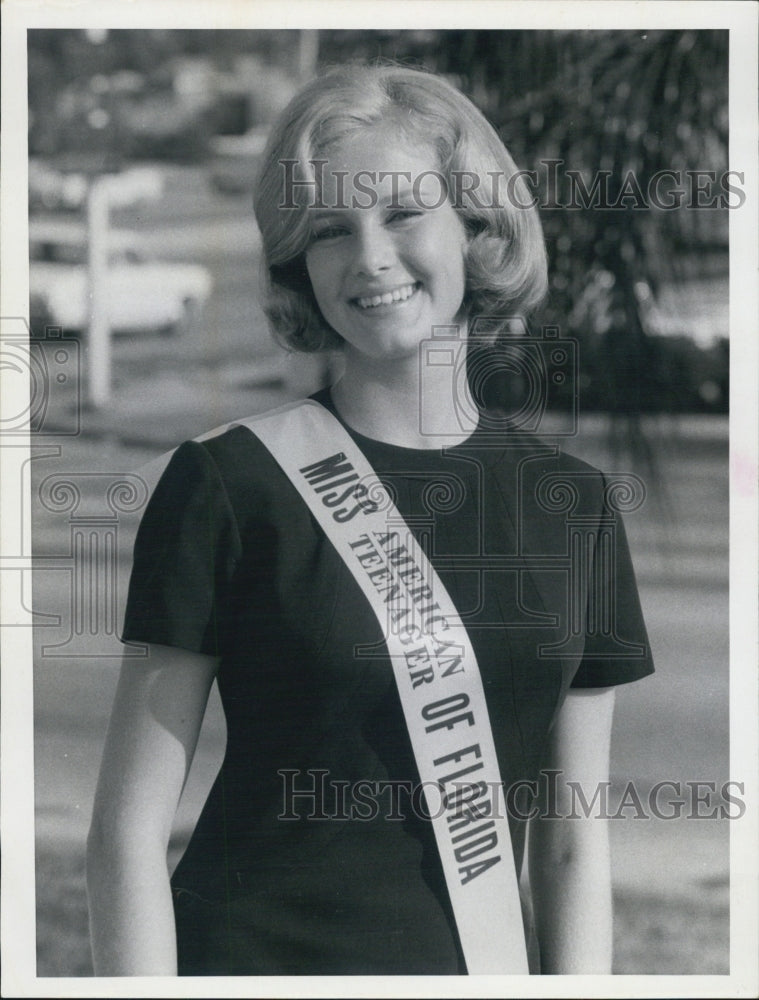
194, 399, 326, 472
490, 421, 609, 515
148, 427, 265, 507
193, 424, 269, 474
170, 413, 315, 526
497, 421, 603, 474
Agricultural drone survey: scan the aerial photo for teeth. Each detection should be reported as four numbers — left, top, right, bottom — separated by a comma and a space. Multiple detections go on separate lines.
356, 283, 417, 309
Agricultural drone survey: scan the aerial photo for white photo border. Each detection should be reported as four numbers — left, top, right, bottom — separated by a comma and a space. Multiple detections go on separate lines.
2, 1, 757, 997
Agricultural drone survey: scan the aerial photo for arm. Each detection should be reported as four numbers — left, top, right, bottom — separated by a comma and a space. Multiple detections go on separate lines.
86, 643, 219, 976
528, 686, 616, 974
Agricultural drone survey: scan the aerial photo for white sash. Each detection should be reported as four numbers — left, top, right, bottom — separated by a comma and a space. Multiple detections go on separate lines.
234, 400, 529, 974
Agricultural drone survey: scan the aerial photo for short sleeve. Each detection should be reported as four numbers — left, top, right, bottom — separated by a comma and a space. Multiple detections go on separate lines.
570, 498, 655, 688
122, 440, 242, 656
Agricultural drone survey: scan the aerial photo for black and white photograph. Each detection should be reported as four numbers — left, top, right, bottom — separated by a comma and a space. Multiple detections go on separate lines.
1, 1, 757, 996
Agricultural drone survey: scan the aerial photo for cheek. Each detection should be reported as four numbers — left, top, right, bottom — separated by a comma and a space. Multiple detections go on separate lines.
428, 242, 468, 301
415, 218, 467, 284
305, 254, 337, 308
442, 247, 469, 320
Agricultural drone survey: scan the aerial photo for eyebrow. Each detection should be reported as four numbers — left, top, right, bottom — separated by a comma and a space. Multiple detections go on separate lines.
380, 183, 416, 203
309, 186, 422, 216
309, 208, 349, 220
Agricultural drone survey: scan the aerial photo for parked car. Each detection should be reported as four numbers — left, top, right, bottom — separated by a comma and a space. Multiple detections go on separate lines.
29, 218, 212, 335
28, 160, 88, 213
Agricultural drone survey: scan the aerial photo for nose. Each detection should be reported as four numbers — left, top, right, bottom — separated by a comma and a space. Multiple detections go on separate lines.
352, 222, 394, 277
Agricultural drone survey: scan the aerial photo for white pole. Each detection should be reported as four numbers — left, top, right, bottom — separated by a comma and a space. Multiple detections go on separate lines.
86, 176, 111, 408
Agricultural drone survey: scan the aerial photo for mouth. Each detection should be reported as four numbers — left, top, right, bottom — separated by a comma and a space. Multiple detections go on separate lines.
352, 282, 420, 310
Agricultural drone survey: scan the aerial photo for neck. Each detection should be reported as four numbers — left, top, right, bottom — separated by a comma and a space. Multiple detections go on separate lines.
331, 340, 478, 449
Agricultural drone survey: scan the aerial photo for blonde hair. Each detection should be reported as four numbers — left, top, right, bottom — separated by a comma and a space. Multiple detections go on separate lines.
253, 63, 548, 352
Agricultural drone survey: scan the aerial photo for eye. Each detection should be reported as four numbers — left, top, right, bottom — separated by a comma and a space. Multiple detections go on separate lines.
387, 208, 422, 225
311, 224, 350, 242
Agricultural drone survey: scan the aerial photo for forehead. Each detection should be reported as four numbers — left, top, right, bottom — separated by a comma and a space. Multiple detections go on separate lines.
315, 124, 443, 204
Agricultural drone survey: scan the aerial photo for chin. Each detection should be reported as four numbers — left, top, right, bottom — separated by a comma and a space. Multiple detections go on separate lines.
368, 337, 428, 362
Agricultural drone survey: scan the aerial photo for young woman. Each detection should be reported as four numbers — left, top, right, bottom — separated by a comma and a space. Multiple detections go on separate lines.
86, 63, 654, 977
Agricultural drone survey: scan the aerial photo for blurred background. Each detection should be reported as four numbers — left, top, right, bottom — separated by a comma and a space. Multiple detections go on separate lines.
28, 29, 729, 976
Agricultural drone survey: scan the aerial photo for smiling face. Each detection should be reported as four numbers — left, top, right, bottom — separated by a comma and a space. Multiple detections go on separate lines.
303, 125, 469, 363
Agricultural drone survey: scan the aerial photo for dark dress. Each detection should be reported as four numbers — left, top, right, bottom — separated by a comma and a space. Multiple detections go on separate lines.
122, 389, 654, 975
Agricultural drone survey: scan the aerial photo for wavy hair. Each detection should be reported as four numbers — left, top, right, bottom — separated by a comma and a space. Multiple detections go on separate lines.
253, 62, 548, 352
